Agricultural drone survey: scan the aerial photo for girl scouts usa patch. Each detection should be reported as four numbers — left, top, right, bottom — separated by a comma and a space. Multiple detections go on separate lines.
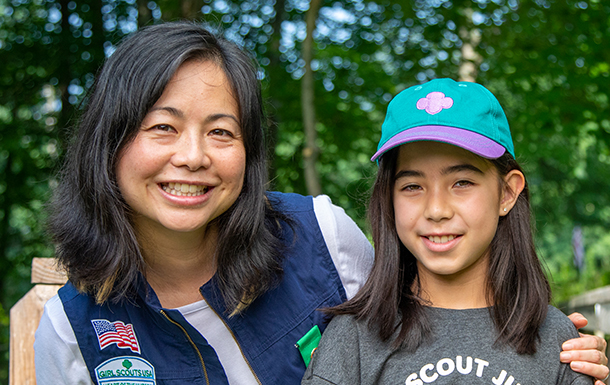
95, 356, 156, 385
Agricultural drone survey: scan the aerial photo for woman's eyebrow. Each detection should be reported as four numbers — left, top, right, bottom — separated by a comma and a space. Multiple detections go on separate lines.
146, 109, 239, 125
148, 106, 184, 118
205, 113, 240, 125
442, 164, 484, 175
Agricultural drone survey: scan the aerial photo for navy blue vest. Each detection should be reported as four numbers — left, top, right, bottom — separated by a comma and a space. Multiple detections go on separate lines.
60, 192, 347, 385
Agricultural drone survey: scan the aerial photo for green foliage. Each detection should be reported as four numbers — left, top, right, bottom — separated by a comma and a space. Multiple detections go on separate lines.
1, 0, 610, 381
542, 224, 610, 304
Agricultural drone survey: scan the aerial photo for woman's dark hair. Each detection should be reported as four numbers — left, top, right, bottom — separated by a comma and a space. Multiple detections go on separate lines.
48, 21, 286, 310
331, 147, 551, 355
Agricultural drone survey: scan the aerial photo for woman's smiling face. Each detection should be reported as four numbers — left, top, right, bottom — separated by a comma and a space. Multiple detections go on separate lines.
393, 141, 505, 285
116, 59, 246, 238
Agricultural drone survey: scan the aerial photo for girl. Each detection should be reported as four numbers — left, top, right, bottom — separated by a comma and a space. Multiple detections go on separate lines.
302, 79, 605, 384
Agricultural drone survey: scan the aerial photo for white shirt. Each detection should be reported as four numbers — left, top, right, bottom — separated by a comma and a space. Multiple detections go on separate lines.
34, 195, 374, 385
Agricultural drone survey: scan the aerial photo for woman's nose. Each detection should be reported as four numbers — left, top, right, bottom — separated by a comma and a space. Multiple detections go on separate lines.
171, 133, 211, 171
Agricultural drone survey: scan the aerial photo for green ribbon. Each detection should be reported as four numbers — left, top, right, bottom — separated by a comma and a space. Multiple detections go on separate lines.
295, 325, 322, 367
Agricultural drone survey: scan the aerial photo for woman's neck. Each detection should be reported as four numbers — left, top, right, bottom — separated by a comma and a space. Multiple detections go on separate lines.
137, 223, 219, 308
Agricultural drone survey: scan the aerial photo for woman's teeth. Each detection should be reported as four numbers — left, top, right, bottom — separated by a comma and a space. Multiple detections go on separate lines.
428, 235, 456, 244
162, 182, 209, 197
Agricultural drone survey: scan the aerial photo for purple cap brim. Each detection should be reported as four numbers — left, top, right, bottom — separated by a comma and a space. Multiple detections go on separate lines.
370, 125, 506, 161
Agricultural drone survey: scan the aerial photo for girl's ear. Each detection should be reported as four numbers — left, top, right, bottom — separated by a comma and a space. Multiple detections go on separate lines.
499, 170, 525, 216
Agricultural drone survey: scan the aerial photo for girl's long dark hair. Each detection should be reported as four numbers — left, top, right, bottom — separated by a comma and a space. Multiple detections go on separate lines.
331, 148, 551, 355
48, 22, 286, 311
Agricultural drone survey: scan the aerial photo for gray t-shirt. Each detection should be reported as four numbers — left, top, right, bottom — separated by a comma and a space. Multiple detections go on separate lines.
303, 305, 593, 385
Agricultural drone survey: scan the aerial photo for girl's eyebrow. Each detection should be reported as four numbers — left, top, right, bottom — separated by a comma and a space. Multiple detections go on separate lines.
442, 164, 484, 175
395, 170, 423, 179
394, 164, 484, 180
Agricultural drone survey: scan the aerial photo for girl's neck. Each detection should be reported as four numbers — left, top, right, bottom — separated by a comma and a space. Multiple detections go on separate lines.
137, 223, 218, 308
416, 259, 491, 309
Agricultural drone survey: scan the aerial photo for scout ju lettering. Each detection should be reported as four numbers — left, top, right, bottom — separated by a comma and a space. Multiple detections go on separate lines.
404, 356, 521, 385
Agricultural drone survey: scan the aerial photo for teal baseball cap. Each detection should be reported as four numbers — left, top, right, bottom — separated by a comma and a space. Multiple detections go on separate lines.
371, 78, 514, 161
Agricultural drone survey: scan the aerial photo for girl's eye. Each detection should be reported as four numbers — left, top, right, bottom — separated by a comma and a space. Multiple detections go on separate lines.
454, 180, 474, 188
402, 184, 422, 192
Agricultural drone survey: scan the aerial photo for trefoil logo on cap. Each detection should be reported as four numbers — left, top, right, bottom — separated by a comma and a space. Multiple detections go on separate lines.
416, 92, 454, 115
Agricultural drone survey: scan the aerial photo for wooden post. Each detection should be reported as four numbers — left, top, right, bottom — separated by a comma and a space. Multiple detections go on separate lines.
9, 258, 67, 385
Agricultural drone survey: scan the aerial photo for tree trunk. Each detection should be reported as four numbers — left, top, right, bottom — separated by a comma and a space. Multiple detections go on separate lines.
181, 0, 202, 19
458, 8, 481, 82
301, 0, 322, 196
89, 0, 105, 63
56, 0, 74, 139
157, 0, 180, 21
265, 0, 287, 186
137, 0, 153, 27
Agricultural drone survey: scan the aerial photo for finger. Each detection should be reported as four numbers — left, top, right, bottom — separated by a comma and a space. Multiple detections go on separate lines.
567, 312, 588, 329
568, 361, 610, 381
561, 349, 608, 366
563, 335, 608, 354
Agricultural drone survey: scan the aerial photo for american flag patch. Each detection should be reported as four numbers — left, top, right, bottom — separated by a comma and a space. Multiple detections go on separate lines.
91, 319, 140, 354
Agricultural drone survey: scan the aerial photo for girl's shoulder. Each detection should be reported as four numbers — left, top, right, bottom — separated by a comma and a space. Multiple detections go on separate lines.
542, 305, 578, 329
305, 314, 394, 385
324, 314, 361, 336
322, 314, 374, 346
539, 305, 581, 345
322, 314, 393, 352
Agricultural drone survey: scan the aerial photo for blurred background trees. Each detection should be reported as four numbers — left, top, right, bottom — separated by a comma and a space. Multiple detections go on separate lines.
1, 0, 609, 380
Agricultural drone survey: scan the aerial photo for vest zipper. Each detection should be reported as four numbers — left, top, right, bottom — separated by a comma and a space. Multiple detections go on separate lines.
160, 309, 210, 385
201, 295, 263, 385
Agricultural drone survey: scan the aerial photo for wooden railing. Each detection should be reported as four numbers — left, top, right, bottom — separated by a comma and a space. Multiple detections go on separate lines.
565, 285, 610, 337
9, 258, 67, 385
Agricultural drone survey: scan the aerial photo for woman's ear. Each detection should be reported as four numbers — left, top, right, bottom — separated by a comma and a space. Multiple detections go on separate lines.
499, 170, 525, 216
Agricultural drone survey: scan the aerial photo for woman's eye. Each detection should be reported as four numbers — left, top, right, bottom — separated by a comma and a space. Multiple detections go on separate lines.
210, 128, 234, 137
152, 124, 175, 132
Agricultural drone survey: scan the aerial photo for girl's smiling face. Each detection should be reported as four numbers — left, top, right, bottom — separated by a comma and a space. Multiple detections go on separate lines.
393, 141, 506, 287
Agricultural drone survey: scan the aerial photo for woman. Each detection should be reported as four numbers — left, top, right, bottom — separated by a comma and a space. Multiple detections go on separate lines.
34, 22, 608, 385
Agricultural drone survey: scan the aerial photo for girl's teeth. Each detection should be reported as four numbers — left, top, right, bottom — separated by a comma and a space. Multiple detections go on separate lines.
428, 235, 456, 244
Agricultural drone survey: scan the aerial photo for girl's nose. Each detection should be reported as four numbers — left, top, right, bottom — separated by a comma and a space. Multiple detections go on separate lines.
424, 188, 453, 222
171, 133, 211, 171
